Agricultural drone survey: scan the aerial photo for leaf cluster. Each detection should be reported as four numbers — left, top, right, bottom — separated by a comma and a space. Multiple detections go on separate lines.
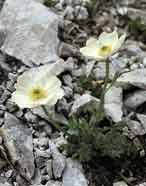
44, 0, 56, 7
62, 106, 136, 163
128, 18, 146, 40
77, 75, 102, 97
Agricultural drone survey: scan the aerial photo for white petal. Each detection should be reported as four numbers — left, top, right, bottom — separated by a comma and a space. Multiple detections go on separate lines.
80, 45, 105, 60
112, 33, 126, 53
86, 37, 98, 46
99, 30, 118, 46
11, 92, 32, 108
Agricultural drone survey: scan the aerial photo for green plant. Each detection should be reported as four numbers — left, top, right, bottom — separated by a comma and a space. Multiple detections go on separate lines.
128, 18, 146, 39
62, 106, 137, 163
77, 75, 102, 97
44, 0, 56, 7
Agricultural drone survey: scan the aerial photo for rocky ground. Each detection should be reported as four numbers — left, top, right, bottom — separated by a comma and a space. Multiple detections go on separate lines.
1, 0, 146, 186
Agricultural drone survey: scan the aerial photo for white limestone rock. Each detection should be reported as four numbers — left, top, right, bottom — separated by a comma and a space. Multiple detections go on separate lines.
0, 0, 60, 66
104, 86, 123, 122
117, 69, 146, 89
62, 158, 88, 186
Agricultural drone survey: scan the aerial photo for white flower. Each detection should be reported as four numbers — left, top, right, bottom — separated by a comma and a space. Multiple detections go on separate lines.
11, 66, 64, 108
80, 31, 126, 60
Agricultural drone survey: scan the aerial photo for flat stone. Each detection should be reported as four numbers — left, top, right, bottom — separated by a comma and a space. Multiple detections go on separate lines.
135, 183, 146, 186
117, 69, 146, 89
46, 181, 62, 186
124, 90, 146, 110
62, 158, 88, 186
93, 62, 116, 80
127, 8, 146, 25
137, 114, 146, 132
113, 181, 128, 186
1, 112, 34, 180
104, 86, 123, 122
49, 142, 66, 179
0, 0, 60, 66
71, 94, 100, 115
127, 120, 145, 138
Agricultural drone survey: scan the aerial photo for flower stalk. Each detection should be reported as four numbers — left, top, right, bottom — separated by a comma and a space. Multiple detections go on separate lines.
42, 105, 62, 131
99, 58, 110, 115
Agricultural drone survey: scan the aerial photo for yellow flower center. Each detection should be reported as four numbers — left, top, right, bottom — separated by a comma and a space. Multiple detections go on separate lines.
29, 87, 47, 101
98, 45, 112, 57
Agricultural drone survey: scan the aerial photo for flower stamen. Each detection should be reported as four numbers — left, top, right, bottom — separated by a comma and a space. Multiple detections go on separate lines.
98, 45, 112, 57
29, 87, 47, 101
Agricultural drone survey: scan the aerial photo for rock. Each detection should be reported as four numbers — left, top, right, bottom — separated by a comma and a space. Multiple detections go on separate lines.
0, 0, 60, 66
84, 60, 96, 77
49, 142, 66, 179
71, 94, 100, 115
0, 182, 12, 186
51, 132, 67, 148
113, 181, 128, 186
137, 114, 146, 131
35, 149, 51, 169
127, 8, 146, 24
32, 105, 68, 125
62, 158, 88, 186
75, 6, 88, 20
135, 183, 146, 186
1, 112, 34, 180
59, 42, 80, 58
104, 86, 123, 122
124, 90, 146, 110
46, 160, 53, 180
0, 158, 7, 169
46, 181, 62, 186
63, 6, 74, 20
35, 0, 44, 3
117, 69, 146, 89
127, 120, 145, 139
0, 53, 11, 72
93, 62, 117, 80
25, 111, 38, 123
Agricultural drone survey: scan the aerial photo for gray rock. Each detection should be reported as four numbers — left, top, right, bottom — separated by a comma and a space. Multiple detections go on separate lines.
46, 181, 62, 186
0, 158, 7, 169
0, 0, 60, 66
46, 160, 53, 180
93, 62, 116, 80
62, 158, 88, 186
63, 6, 74, 20
32, 105, 68, 125
127, 8, 146, 25
104, 86, 123, 122
71, 94, 100, 115
1, 112, 34, 180
124, 90, 146, 110
0, 182, 12, 186
0, 53, 11, 72
84, 60, 96, 77
50, 142, 66, 179
75, 6, 88, 20
127, 120, 145, 139
59, 42, 79, 58
135, 183, 146, 186
117, 69, 146, 89
35, 0, 44, 3
25, 111, 38, 123
113, 181, 128, 186
137, 114, 146, 132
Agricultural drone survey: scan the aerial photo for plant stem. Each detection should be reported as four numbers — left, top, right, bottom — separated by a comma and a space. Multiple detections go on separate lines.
42, 105, 62, 131
99, 59, 110, 115
118, 172, 132, 186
